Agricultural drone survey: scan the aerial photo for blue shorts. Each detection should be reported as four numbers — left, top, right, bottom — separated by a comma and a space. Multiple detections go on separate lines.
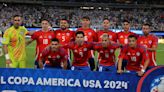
44, 64, 62, 69
34, 60, 45, 69
34, 60, 40, 69
71, 66, 90, 71
126, 70, 137, 75
99, 65, 116, 72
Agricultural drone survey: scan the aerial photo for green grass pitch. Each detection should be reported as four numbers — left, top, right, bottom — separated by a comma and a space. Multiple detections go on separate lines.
0, 40, 164, 68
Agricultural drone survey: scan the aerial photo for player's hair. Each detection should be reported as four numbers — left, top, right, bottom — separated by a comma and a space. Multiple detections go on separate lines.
103, 18, 110, 22
123, 19, 130, 23
60, 18, 69, 22
128, 35, 137, 40
82, 16, 90, 21
41, 19, 49, 22
13, 15, 21, 19
76, 31, 85, 37
143, 23, 151, 27
51, 38, 59, 43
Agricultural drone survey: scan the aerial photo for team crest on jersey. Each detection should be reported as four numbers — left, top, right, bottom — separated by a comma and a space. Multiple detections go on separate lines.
39, 36, 43, 38
48, 55, 51, 58
74, 49, 78, 52
48, 36, 52, 39
136, 52, 140, 56
105, 53, 109, 58
20, 31, 24, 35
140, 41, 143, 44
110, 49, 114, 53
127, 52, 131, 55
56, 55, 60, 59
88, 32, 92, 35
66, 33, 70, 36
120, 35, 123, 38
83, 48, 87, 51
57, 33, 61, 35
149, 40, 152, 44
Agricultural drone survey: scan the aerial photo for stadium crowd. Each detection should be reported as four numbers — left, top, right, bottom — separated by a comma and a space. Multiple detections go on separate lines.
0, 4, 163, 32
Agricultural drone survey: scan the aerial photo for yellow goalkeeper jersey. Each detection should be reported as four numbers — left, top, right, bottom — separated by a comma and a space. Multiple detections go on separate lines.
2, 26, 28, 62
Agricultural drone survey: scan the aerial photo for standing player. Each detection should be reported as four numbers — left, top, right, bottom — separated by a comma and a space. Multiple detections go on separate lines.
64, 31, 94, 71
137, 23, 158, 69
26, 19, 55, 68
2, 15, 29, 68
117, 20, 137, 70
97, 18, 117, 43
76, 16, 97, 71
55, 19, 75, 69
94, 33, 120, 72
117, 35, 149, 76
55, 19, 75, 45
39, 38, 67, 69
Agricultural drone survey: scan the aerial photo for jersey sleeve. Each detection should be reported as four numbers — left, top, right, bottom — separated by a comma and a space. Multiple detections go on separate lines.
141, 47, 149, 64
152, 36, 158, 47
31, 31, 38, 40
2, 29, 10, 45
23, 26, 29, 35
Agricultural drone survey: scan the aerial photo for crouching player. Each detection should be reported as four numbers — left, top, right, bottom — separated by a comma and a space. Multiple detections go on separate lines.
39, 38, 67, 69
94, 33, 120, 72
117, 35, 149, 76
64, 31, 94, 71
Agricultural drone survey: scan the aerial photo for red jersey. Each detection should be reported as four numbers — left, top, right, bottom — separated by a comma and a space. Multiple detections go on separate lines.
64, 41, 93, 66
119, 44, 148, 71
55, 29, 75, 45
137, 34, 158, 66
117, 31, 137, 45
77, 28, 97, 42
94, 43, 119, 66
40, 47, 68, 67
97, 30, 117, 42
31, 30, 55, 61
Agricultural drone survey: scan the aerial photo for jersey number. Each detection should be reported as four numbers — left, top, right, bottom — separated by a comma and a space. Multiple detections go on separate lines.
131, 56, 136, 62
43, 39, 48, 44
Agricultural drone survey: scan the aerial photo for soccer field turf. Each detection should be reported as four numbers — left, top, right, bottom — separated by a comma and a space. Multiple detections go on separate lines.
0, 42, 164, 68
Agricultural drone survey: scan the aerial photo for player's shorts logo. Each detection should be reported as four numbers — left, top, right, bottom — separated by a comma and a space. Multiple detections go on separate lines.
110, 49, 114, 53
150, 75, 164, 92
83, 48, 87, 51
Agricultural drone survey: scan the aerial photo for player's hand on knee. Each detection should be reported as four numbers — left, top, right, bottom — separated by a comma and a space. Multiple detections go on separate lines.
137, 71, 144, 76
117, 69, 123, 74
39, 62, 43, 69
6, 59, 12, 68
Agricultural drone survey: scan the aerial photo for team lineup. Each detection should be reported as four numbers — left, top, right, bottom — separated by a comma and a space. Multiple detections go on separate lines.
1, 15, 158, 77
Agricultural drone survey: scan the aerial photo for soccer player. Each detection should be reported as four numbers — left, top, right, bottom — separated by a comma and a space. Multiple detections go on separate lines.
26, 19, 55, 68
76, 16, 97, 71
117, 35, 149, 76
97, 18, 117, 42
117, 20, 138, 70
55, 19, 75, 45
2, 15, 29, 68
137, 23, 158, 69
39, 38, 68, 69
94, 33, 120, 72
64, 31, 94, 71
55, 19, 75, 69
